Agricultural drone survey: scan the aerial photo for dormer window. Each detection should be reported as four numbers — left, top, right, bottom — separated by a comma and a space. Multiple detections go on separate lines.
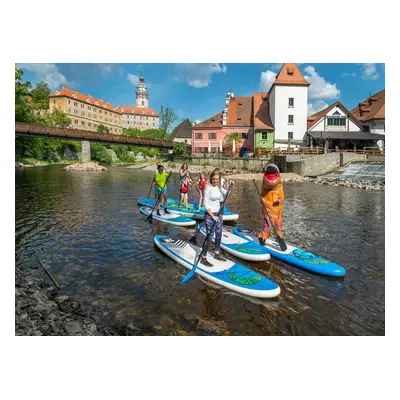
239, 103, 243, 106
287, 67, 294, 75
55, 91, 60, 95
86, 98, 91, 102
73, 93, 77, 98
95, 101, 98, 105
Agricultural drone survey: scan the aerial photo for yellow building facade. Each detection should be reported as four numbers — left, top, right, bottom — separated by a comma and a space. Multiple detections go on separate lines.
49, 85, 123, 134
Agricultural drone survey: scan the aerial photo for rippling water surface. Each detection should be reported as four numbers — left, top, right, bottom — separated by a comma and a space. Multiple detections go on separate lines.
15, 165, 385, 335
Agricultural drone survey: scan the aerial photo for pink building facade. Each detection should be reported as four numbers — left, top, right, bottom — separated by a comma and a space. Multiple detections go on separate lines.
191, 127, 253, 155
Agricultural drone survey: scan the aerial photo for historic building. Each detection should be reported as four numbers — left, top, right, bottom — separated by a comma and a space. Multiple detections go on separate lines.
170, 119, 193, 145
119, 74, 159, 131
191, 63, 310, 155
49, 86, 123, 134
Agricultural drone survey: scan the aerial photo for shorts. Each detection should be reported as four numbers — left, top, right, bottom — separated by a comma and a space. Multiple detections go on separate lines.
155, 188, 167, 195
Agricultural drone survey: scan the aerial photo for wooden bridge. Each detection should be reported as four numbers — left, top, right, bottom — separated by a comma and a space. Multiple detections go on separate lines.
15, 122, 174, 149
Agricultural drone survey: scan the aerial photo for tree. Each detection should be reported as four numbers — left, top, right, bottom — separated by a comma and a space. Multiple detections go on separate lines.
159, 105, 177, 137
41, 108, 71, 127
15, 67, 33, 123
97, 124, 110, 134
173, 141, 187, 157
224, 132, 243, 146
30, 81, 51, 111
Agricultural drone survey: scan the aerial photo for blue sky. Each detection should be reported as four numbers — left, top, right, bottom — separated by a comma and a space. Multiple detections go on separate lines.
20, 63, 385, 131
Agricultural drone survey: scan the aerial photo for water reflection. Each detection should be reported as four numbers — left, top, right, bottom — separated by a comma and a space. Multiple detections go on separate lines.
15, 165, 385, 335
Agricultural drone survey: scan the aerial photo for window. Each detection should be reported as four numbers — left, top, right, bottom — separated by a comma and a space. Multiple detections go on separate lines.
99, 110, 102, 114
94, 124, 97, 128
242, 132, 248, 139
288, 98, 294, 107
153, 123, 155, 126
209, 132, 216, 139
93, 108, 97, 112
81, 104, 84, 108
288, 115, 294, 124
53, 100, 56, 104
261, 132, 268, 140
110, 128, 113, 131
184, 140, 188, 144
81, 121, 85, 125
195, 132, 203, 139
81, 111, 85, 116
327, 117, 346, 126
68, 108, 71, 114
74, 102, 78, 107
88, 123, 92, 127
88, 113, 92, 118
288, 132, 293, 140
195, 147, 203, 153
68, 100, 71, 104
105, 118, 108, 122
142, 101, 144, 105
74, 120, 78, 124
88, 106, 91, 110
74, 110, 78, 115
94, 114, 97, 119
127, 121, 130, 125
105, 112, 108, 116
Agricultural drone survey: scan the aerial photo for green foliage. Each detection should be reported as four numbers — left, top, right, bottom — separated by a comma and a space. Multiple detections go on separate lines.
90, 143, 113, 164
97, 124, 110, 133
29, 81, 51, 111
123, 127, 169, 140
109, 145, 136, 163
15, 68, 33, 123
173, 141, 187, 156
40, 108, 71, 127
224, 132, 243, 146
159, 105, 177, 135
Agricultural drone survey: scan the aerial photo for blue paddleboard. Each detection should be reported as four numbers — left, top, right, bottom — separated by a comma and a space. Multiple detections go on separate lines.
232, 227, 346, 277
154, 235, 280, 298
138, 198, 239, 221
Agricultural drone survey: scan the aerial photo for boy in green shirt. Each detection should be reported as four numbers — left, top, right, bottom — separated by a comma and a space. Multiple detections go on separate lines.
152, 164, 170, 215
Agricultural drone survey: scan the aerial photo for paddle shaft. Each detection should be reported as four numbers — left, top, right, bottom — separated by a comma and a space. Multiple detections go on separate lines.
147, 171, 172, 221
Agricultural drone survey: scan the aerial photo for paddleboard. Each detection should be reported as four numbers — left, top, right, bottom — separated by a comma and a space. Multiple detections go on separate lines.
139, 206, 196, 226
232, 227, 346, 277
154, 235, 280, 298
198, 225, 271, 262
138, 198, 239, 221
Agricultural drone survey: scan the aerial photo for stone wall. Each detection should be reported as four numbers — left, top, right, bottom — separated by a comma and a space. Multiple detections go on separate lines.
285, 153, 366, 176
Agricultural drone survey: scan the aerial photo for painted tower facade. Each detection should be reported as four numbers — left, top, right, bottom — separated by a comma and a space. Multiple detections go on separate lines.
269, 63, 309, 148
136, 74, 149, 108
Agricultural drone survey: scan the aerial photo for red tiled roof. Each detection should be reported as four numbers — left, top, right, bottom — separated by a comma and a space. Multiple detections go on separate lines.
350, 89, 385, 123
253, 92, 274, 129
307, 101, 364, 130
191, 112, 223, 129
118, 105, 159, 117
49, 86, 122, 114
272, 63, 310, 88
227, 96, 253, 127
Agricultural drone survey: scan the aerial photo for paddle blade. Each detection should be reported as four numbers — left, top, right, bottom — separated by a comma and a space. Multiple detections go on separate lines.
276, 236, 287, 251
193, 197, 198, 209
181, 267, 196, 284
147, 214, 153, 224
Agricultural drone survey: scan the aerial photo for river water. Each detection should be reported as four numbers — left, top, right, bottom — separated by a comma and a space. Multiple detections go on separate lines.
15, 165, 385, 335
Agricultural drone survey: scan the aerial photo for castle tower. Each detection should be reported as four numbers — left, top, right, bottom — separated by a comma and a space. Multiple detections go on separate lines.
136, 73, 149, 108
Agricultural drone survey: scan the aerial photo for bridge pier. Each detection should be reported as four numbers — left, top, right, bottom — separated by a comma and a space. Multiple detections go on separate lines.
81, 140, 91, 162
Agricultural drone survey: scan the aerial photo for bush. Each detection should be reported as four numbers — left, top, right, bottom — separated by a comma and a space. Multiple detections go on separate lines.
91, 143, 113, 164
173, 141, 187, 157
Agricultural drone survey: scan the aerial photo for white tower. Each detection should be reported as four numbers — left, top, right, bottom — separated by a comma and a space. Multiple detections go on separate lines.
136, 73, 149, 108
268, 63, 309, 148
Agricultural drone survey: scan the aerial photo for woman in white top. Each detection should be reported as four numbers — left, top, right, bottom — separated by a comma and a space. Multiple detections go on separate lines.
201, 170, 234, 267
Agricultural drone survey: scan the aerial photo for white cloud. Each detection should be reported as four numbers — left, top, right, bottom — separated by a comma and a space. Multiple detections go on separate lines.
127, 73, 139, 86
260, 70, 277, 92
19, 63, 66, 90
361, 63, 379, 80
178, 64, 227, 88
307, 100, 329, 116
303, 66, 340, 100
341, 72, 356, 77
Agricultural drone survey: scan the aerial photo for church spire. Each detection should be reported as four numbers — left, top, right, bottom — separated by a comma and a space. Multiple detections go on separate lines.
136, 73, 149, 108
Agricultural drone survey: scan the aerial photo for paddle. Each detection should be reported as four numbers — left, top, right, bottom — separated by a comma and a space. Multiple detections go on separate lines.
252, 179, 287, 251
146, 183, 153, 198
147, 171, 172, 224
181, 185, 232, 284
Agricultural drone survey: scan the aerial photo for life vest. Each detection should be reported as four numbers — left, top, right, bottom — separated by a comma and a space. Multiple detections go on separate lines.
198, 179, 208, 191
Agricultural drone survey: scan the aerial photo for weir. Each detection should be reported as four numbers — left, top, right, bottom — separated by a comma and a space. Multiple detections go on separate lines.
321, 161, 385, 182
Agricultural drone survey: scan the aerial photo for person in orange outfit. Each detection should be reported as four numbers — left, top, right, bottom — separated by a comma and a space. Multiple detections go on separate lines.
258, 163, 287, 251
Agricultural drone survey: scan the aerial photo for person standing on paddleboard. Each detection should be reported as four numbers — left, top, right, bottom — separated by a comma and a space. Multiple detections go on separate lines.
201, 170, 234, 267
152, 164, 170, 216
179, 163, 194, 208
258, 163, 286, 250
196, 172, 208, 209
